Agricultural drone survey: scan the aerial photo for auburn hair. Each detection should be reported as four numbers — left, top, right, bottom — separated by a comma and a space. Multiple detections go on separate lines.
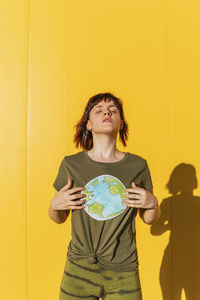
73, 92, 129, 150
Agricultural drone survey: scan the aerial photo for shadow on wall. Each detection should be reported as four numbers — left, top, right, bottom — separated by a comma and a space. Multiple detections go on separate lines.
151, 163, 200, 300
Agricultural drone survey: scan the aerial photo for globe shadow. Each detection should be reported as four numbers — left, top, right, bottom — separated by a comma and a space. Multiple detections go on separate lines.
150, 163, 200, 300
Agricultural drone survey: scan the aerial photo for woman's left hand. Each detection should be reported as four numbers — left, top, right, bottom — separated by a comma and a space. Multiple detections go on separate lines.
123, 181, 158, 209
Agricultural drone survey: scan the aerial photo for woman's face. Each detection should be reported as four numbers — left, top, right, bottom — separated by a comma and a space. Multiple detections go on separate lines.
86, 99, 122, 136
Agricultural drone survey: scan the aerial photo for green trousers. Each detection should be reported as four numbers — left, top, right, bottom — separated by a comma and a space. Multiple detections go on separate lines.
59, 258, 142, 300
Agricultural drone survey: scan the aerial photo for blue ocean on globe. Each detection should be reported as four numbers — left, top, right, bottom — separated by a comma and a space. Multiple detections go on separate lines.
82, 174, 127, 221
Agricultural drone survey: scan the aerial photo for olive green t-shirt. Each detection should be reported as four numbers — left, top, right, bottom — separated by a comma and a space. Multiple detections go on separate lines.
53, 150, 153, 272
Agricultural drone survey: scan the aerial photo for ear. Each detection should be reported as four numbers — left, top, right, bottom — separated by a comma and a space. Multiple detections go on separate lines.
86, 119, 92, 131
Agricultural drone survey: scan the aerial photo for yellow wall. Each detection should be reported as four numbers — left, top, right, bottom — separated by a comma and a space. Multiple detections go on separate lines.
1, 1, 200, 299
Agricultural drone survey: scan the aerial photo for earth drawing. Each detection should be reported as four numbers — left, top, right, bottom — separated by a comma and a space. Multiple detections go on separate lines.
81, 175, 128, 221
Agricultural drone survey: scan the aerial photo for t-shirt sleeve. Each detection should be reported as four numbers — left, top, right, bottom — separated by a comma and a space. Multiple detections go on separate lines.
141, 160, 153, 193
53, 157, 69, 192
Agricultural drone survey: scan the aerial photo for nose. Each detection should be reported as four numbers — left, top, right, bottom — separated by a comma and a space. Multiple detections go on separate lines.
104, 109, 111, 116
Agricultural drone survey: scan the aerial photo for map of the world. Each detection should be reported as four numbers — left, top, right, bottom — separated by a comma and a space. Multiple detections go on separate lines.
81, 175, 128, 221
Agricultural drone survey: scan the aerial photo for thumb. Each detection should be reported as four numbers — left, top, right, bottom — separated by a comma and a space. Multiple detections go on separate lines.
60, 178, 72, 191
131, 181, 137, 189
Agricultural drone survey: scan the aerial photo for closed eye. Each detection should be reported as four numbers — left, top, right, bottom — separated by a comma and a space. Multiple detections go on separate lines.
95, 110, 117, 113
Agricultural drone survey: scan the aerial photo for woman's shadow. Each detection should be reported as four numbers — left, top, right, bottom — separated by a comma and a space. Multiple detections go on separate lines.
151, 163, 200, 300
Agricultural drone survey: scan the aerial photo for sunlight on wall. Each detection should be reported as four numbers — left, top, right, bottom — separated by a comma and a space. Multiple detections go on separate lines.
1, 0, 200, 299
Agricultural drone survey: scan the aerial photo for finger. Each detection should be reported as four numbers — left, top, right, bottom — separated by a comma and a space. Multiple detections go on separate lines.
69, 205, 85, 210
125, 203, 143, 208
60, 178, 72, 192
67, 199, 86, 206
66, 197, 86, 206
124, 193, 141, 200
124, 198, 142, 205
124, 201, 137, 207
131, 181, 137, 189
52, 207, 69, 211
68, 193, 86, 201
125, 188, 144, 195
68, 186, 86, 194
124, 200, 143, 208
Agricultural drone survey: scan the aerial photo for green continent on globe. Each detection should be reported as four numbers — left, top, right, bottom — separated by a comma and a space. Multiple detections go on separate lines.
107, 209, 125, 218
83, 186, 93, 202
87, 202, 104, 218
92, 179, 99, 187
104, 176, 126, 205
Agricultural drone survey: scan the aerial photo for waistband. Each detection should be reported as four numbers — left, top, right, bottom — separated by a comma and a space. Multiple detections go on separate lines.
66, 251, 139, 272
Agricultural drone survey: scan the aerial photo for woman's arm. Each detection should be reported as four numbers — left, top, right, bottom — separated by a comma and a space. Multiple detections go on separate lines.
138, 195, 160, 225
48, 191, 70, 224
124, 182, 160, 225
48, 179, 86, 224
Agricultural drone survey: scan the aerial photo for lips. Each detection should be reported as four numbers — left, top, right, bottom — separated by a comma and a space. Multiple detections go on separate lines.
103, 118, 112, 122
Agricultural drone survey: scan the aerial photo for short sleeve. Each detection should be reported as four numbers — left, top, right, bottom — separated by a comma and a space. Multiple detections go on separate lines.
141, 160, 153, 193
53, 157, 68, 191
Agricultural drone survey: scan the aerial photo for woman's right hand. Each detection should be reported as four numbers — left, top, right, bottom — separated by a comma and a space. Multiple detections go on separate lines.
50, 178, 86, 211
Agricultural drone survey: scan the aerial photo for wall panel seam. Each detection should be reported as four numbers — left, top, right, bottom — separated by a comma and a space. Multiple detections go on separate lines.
26, 0, 31, 299
164, 0, 173, 299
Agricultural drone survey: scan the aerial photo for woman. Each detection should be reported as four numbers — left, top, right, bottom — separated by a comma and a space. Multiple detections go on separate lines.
48, 92, 160, 300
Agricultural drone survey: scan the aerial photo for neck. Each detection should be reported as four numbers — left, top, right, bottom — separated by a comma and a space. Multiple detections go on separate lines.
88, 134, 119, 159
